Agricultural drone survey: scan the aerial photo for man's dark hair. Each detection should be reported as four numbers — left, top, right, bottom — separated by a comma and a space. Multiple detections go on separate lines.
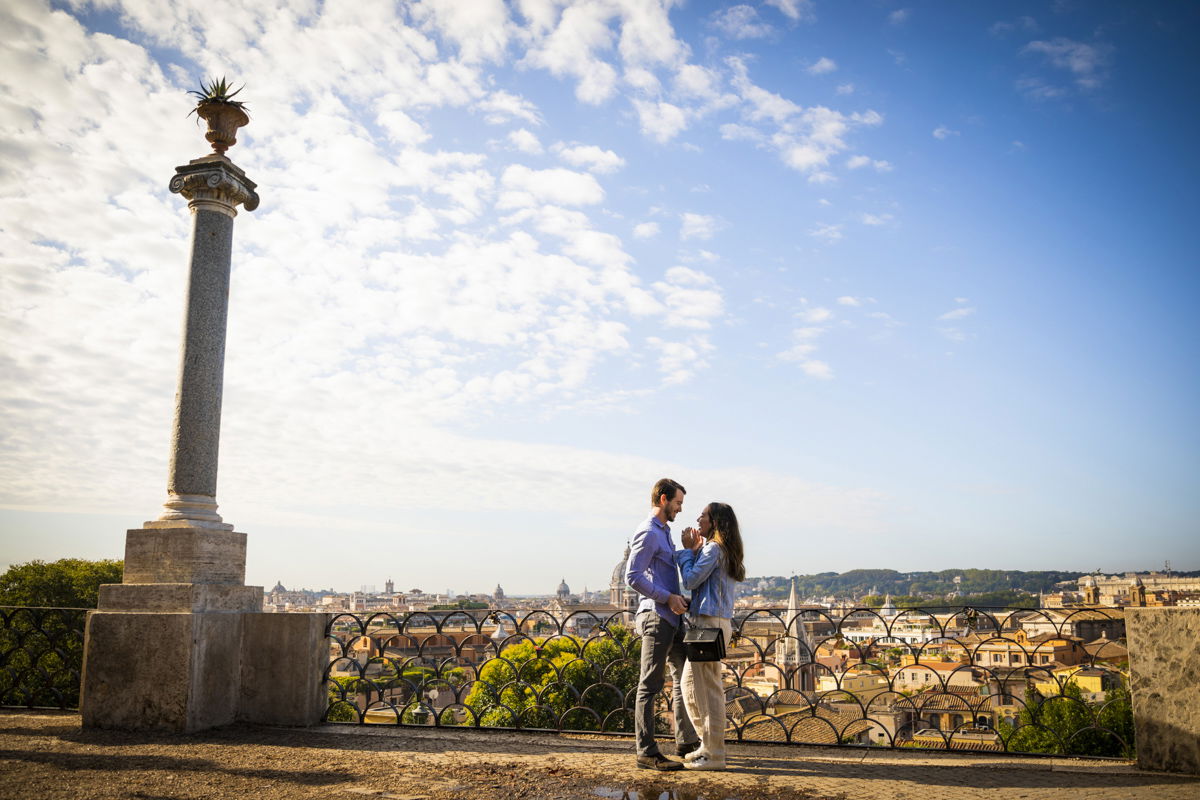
651, 478, 685, 507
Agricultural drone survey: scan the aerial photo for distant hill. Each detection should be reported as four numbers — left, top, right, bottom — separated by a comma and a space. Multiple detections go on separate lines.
742, 568, 1085, 603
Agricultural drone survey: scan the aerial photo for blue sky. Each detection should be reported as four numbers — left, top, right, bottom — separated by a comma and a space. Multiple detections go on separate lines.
1, 0, 1197, 595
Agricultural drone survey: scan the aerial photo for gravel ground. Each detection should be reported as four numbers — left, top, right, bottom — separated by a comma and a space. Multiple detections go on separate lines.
2, 710, 1198, 800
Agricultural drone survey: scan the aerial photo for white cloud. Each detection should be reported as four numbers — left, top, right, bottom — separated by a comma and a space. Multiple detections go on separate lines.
632, 98, 689, 143
1022, 37, 1112, 91
410, 0, 512, 64
939, 306, 976, 321
478, 90, 543, 125
936, 299, 976, 341
807, 57, 837, 76
835, 83, 855, 95
847, 155, 870, 169
809, 223, 844, 242
799, 359, 833, 379
861, 212, 894, 226
725, 57, 883, 177
798, 307, 834, 324
1015, 77, 1066, 101
673, 64, 726, 105
517, 2, 620, 104
633, 221, 660, 239
889, 9, 911, 25
652, 267, 724, 330
554, 143, 625, 173
499, 165, 604, 207
933, 125, 960, 140
646, 335, 716, 385
837, 296, 861, 307
712, 5, 773, 40
991, 16, 1038, 37
765, 0, 816, 23
376, 109, 430, 145
508, 128, 543, 153
680, 212, 720, 240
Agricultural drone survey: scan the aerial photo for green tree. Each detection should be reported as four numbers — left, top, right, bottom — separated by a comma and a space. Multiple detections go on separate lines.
998, 682, 1134, 757
0, 559, 120, 709
0, 559, 123, 608
461, 624, 642, 732
325, 676, 361, 722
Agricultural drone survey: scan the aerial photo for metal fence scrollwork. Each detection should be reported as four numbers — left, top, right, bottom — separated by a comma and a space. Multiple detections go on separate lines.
324, 605, 1133, 758
0, 607, 89, 710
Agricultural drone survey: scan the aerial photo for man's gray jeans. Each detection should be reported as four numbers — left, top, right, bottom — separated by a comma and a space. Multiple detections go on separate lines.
634, 611, 698, 756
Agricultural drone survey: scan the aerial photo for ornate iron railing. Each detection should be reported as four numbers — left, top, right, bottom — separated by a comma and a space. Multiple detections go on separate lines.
324, 605, 1133, 758
0, 606, 89, 710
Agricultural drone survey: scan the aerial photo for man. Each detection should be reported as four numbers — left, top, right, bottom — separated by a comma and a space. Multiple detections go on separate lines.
625, 478, 701, 770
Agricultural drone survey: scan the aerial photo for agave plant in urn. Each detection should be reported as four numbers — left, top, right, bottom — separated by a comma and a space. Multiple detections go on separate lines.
188, 76, 250, 155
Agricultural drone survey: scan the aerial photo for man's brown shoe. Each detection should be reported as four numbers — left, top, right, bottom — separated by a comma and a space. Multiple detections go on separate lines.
637, 753, 684, 771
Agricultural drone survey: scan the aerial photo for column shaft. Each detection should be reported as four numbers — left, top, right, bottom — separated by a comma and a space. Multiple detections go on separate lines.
169, 207, 234, 499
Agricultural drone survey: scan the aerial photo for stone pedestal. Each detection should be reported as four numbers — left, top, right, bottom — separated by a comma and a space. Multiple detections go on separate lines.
239, 613, 330, 726
80, 523, 265, 732
82, 609, 248, 731
1126, 607, 1200, 774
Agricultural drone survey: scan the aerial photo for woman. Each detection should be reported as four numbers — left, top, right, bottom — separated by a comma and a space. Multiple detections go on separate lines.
676, 501, 745, 771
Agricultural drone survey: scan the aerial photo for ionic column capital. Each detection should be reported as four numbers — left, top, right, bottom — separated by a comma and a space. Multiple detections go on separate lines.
169, 155, 259, 217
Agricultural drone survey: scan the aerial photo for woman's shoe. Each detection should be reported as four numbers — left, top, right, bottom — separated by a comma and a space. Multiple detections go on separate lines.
684, 755, 726, 770
683, 748, 708, 762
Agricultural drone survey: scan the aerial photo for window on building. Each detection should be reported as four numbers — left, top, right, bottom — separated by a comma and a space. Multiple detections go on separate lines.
1012, 654, 1022, 664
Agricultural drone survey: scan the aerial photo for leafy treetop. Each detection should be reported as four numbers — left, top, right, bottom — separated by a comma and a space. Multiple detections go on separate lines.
0, 559, 123, 608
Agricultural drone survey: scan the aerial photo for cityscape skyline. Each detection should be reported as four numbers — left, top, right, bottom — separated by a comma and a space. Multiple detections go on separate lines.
2, 1, 1198, 591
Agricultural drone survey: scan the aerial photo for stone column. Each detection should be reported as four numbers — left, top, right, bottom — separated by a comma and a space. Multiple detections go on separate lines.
81, 154, 266, 732
155, 154, 259, 530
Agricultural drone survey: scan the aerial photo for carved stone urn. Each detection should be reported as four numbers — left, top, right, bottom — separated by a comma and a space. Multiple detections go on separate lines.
194, 101, 250, 155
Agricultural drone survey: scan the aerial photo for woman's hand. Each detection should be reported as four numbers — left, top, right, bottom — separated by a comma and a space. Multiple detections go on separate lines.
681, 527, 703, 551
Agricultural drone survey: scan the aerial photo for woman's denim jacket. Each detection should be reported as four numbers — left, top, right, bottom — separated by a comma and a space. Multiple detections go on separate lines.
675, 541, 736, 619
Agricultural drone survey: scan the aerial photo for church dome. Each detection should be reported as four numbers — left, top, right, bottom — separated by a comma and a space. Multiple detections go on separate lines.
557, 578, 570, 595
271, 580, 287, 594
612, 542, 631, 587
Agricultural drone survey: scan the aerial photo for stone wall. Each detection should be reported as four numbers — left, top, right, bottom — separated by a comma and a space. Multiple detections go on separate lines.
1125, 607, 1200, 774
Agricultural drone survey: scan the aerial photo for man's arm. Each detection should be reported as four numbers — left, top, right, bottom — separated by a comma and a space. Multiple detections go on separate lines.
625, 526, 670, 604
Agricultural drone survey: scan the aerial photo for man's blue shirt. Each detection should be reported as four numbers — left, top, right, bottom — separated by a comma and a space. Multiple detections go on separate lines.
625, 514, 682, 627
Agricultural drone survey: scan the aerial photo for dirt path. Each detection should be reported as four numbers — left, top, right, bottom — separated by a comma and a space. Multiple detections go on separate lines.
2, 711, 1197, 800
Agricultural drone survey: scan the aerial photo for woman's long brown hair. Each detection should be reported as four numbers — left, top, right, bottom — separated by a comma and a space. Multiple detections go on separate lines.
706, 502, 745, 582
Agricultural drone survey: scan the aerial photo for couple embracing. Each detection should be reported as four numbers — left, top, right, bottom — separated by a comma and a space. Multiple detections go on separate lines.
624, 478, 745, 771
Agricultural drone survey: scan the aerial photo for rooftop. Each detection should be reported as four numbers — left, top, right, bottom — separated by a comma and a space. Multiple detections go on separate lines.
3, 710, 1197, 800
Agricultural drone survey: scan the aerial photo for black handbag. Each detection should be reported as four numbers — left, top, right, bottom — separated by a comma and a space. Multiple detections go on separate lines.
682, 622, 725, 662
